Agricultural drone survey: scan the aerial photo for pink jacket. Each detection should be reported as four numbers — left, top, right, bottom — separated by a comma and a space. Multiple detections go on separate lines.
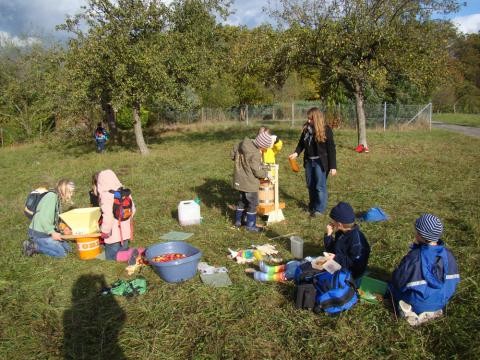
97, 169, 136, 244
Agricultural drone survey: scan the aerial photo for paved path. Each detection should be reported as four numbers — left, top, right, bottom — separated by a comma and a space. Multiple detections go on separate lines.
432, 122, 480, 138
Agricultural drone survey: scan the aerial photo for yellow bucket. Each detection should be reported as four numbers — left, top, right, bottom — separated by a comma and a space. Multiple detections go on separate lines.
76, 237, 101, 260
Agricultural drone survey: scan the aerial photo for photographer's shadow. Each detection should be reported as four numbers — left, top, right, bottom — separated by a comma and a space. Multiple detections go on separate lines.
63, 274, 126, 360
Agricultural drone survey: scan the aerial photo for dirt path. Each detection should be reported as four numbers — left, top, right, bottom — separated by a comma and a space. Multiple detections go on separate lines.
432, 122, 480, 138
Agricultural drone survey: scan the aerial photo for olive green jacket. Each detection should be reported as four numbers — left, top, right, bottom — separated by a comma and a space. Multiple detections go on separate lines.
232, 137, 268, 192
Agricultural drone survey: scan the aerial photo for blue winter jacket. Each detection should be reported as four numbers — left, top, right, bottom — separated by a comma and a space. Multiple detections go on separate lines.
389, 241, 460, 314
323, 225, 370, 279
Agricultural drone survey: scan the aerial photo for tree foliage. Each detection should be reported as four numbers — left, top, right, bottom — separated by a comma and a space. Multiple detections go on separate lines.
271, 0, 463, 146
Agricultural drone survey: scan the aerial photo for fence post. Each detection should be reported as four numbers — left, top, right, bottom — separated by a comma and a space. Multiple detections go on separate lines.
383, 102, 387, 131
201, 107, 204, 123
291, 102, 295, 127
272, 104, 275, 122
246, 105, 249, 126
0, 128, 3, 147
429, 102, 432, 131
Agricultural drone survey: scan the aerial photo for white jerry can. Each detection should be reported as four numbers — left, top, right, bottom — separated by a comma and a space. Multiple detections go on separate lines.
178, 200, 201, 226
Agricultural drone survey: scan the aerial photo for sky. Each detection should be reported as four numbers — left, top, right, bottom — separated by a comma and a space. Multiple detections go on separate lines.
0, 0, 479, 44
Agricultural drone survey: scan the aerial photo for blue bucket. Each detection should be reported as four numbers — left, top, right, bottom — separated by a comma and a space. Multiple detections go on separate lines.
146, 242, 202, 283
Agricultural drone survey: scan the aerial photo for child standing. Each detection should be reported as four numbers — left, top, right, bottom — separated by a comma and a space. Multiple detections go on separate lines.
258, 127, 282, 165
324, 202, 370, 280
389, 214, 460, 325
94, 122, 109, 153
232, 131, 274, 232
92, 169, 139, 263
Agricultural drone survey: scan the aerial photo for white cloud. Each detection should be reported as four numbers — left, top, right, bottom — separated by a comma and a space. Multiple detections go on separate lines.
452, 13, 480, 34
0, 30, 41, 47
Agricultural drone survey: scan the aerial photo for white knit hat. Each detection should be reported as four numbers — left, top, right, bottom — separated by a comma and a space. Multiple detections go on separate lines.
254, 132, 274, 149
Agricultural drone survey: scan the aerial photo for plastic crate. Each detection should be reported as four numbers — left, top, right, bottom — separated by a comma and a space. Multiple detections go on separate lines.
359, 276, 388, 304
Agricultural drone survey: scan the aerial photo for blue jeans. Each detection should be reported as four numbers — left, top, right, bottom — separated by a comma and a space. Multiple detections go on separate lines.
285, 260, 301, 280
305, 159, 328, 213
28, 229, 71, 258
96, 139, 106, 152
104, 240, 130, 260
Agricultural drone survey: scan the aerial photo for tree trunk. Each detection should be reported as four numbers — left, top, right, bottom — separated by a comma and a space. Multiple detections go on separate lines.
354, 82, 368, 148
101, 100, 118, 144
133, 102, 149, 155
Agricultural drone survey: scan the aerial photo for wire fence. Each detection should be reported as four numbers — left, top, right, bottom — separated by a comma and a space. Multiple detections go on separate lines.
150, 101, 432, 129
0, 102, 432, 146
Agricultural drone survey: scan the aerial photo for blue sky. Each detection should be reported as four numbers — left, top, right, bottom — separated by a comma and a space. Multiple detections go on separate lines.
0, 0, 479, 44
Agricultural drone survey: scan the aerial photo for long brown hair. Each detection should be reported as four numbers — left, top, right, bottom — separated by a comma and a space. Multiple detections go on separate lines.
307, 107, 327, 143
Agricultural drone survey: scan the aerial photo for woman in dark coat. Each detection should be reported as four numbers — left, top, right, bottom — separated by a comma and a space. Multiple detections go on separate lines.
289, 107, 336, 216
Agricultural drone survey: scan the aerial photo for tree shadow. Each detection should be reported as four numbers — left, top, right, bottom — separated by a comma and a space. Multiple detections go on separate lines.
63, 274, 126, 360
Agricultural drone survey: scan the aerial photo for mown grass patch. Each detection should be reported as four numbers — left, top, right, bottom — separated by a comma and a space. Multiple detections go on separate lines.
433, 113, 480, 127
0, 124, 479, 359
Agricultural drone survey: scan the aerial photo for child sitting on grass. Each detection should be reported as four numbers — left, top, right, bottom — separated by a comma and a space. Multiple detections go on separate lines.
389, 214, 460, 325
246, 255, 334, 282
324, 201, 371, 280
231, 130, 274, 232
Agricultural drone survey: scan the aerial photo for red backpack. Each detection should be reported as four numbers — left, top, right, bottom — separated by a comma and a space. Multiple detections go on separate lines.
109, 188, 133, 221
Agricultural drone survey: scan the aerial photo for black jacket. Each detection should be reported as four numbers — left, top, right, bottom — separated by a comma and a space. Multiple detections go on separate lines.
324, 225, 370, 279
294, 125, 336, 173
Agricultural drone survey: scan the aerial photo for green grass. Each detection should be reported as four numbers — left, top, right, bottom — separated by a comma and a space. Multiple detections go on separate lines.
433, 113, 480, 127
1, 124, 479, 359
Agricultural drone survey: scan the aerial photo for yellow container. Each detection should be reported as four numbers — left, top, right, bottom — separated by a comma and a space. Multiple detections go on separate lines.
76, 237, 101, 260
59, 207, 101, 235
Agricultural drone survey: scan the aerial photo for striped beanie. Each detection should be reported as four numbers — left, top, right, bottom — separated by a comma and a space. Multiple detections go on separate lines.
254, 132, 274, 149
415, 214, 443, 242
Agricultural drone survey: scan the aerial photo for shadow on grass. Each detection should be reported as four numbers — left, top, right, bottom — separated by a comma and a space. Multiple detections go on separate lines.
194, 178, 238, 220
279, 187, 309, 211
63, 274, 126, 360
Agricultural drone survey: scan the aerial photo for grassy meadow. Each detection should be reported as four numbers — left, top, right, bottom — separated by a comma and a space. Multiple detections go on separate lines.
433, 113, 480, 127
0, 124, 479, 359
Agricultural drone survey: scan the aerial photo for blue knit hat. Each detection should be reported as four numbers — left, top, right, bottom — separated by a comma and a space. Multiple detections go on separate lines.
329, 202, 355, 224
415, 214, 443, 242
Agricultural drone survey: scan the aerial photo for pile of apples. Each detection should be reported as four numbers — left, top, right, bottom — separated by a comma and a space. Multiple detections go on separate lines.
151, 253, 186, 263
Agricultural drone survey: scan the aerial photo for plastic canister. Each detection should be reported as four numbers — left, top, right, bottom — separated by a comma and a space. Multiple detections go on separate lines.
290, 236, 304, 259
178, 200, 201, 226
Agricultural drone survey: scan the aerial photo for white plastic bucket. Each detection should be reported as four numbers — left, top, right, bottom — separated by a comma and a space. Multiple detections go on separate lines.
178, 200, 201, 226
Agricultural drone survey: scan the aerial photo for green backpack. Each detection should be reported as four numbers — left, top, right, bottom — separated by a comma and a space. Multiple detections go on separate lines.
109, 278, 147, 297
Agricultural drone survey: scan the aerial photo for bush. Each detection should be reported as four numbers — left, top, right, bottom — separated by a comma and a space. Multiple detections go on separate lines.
116, 107, 150, 129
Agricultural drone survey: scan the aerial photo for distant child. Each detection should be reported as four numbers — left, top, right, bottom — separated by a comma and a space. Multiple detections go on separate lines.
389, 214, 460, 325
92, 169, 140, 263
258, 127, 282, 165
324, 202, 370, 280
231, 130, 275, 232
24, 179, 76, 258
94, 122, 109, 153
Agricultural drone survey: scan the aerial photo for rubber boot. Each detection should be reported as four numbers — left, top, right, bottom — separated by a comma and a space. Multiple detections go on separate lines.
235, 209, 244, 228
246, 212, 263, 232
